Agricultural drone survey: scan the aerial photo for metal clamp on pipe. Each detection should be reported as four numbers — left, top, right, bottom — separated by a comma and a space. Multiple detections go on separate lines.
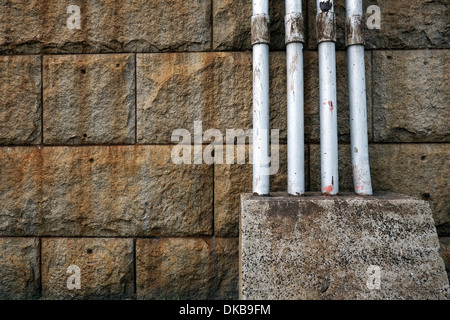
316, 10, 336, 43
345, 14, 365, 46
285, 12, 304, 44
251, 14, 270, 45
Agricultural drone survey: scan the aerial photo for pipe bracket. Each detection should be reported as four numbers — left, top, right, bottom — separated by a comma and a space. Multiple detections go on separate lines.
285, 12, 304, 44
345, 14, 365, 46
316, 11, 336, 43
251, 14, 270, 45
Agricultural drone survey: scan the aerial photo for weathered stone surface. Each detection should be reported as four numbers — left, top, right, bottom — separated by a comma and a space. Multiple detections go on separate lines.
0, 0, 211, 54
213, 0, 288, 51
137, 52, 253, 143
0, 147, 42, 235
43, 54, 135, 145
214, 145, 306, 237
369, 144, 450, 236
307, 0, 450, 50
440, 238, 450, 280
240, 193, 450, 299
0, 145, 213, 236
373, 50, 450, 142
41, 238, 134, 299
310, 144, 450, 232
0, 238, 40, 300
137, 51, 369, 144
137, 237, 238, 299
0, 55, 41, 145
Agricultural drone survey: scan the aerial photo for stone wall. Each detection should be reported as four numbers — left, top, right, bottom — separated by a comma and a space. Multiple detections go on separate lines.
0, 0, 448, 299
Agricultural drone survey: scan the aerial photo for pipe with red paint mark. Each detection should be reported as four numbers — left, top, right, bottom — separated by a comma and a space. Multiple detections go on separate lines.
317, 0, 339, 195
286, 0, 305, 195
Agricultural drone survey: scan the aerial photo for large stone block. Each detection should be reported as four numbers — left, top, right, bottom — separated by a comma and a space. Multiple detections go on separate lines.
0, 147, 42, 235
213, 0, 289, 51
240, 193, 450, 299
0, 238, 40, 300
0, 55, 41, 145
0, 145, 213, 237
310, 144, 450, 234
41, 238, 134, 299
0, 0, 211, 54
373, 50, 449, 142
136, 237, 238, 299
43, 54, 135, 145
137, 52, 254, 143
307, 0, 449, 50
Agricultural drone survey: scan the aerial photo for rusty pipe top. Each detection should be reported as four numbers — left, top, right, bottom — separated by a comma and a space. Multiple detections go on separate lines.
251, 14, 270, 45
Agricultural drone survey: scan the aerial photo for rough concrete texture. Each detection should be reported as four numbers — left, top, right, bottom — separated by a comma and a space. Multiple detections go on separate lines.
0, 0, 211, 54
373, 50, 449, 142
0, 55, 41, 145
137, 51, 370, 144
41, 238, 134, 299
0, 146, 213, 236
213, 0, 288, 51
310, 144, 450, 235
137, 237, 238, 300
0, 238, 40, 300
307, 0, 449, 50
43, 54, 135, 144
240, 193, 450, 300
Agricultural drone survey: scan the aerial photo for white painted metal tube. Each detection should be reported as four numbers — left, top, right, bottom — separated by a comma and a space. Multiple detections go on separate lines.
252, 0, 270, 195
317, 0, 339, 195
286, 0, 305, 195
346, 0, 373, 195
286, 0, 302, 13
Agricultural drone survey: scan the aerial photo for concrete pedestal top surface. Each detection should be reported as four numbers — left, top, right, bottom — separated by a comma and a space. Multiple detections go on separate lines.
240, 192, 449, 299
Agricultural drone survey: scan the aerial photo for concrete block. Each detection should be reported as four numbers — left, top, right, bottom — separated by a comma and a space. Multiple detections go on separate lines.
240, 192, 449, 299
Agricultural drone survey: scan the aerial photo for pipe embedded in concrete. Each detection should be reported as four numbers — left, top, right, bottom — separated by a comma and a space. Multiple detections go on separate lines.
286, 0, 305, 195
316, 0, 339, 195
252, 0, 270, 195
346, 0, 373, 195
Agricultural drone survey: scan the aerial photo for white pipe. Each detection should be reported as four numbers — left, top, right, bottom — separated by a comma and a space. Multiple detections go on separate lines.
286, 0, 302, 13
286, 0, 305, 195
317, 0, 339, 195
346, 0, 373, 195
252, 0, 270, 195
